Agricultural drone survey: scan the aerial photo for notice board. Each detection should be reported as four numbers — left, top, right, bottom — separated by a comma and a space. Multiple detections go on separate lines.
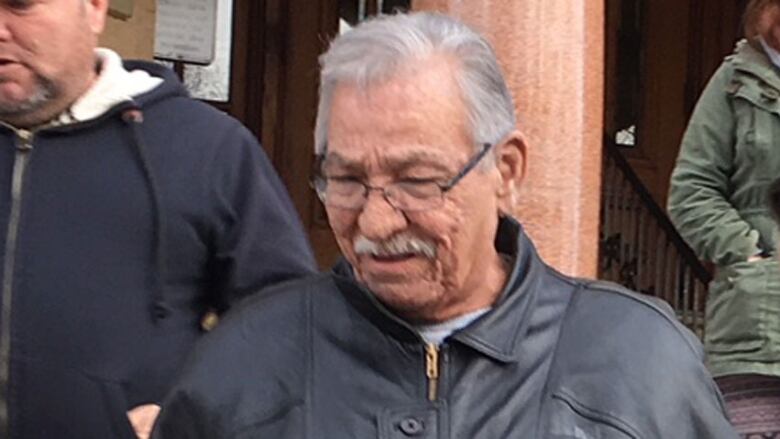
154, 0, 218, 65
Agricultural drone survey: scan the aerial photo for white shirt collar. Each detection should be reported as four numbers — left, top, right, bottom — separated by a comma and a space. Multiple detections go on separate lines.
416, 307, 491, 346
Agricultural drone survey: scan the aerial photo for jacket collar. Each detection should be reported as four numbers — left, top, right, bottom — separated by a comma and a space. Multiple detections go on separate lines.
331, 216, 545, 363
731, 39, 780, 91
450, 217, 543, 362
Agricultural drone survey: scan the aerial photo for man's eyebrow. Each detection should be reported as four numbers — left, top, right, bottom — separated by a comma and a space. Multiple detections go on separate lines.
385, 150, 452, 172
321, 152, 360, 170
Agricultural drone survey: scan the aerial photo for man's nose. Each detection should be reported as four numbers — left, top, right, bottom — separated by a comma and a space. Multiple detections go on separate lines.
0, 11, 12, 42
357, 189, 408, 241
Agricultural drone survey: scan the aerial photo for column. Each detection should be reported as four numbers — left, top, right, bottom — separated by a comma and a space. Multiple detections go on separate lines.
414, 0, 604, 277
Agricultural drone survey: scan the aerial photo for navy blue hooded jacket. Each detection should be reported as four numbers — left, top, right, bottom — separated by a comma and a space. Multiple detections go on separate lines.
0, 60, 315, 438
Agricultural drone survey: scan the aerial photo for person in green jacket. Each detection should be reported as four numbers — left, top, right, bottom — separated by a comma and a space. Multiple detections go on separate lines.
669, 0, 780, 436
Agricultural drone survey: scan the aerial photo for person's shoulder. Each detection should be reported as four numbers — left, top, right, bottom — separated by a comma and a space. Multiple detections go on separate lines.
180, 273, 333, 363
163, 273, 334, 422
546, 279, 725, 435
553, 277, 709, 398
146, 92, 245, 133
563, 278, 702, 357
138, 89, 261, 163
214, 272, 337, 345
122, 61, 258, 156
128, 71, 246, 137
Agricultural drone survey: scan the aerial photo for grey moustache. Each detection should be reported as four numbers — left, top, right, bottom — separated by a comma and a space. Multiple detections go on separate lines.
354, 234, 437, 259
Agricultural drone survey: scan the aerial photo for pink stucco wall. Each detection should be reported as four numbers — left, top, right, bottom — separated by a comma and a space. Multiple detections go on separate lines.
414, 0, 604, 277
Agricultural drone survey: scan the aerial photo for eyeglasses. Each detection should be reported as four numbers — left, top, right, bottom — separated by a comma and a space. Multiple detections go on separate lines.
311, 143, 492, 212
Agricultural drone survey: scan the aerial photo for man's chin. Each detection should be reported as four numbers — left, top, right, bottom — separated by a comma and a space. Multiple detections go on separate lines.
0, 77, 56, 120
0, 96, 44, 118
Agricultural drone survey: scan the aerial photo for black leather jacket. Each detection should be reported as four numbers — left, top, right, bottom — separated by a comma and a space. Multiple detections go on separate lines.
154, 218, 737, 438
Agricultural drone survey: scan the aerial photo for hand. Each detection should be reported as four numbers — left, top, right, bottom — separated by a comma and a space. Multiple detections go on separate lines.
127, 404, 161, 439
747, 254, 766, 263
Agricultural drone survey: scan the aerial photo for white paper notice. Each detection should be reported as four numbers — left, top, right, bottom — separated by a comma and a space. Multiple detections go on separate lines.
154, 0, 218, 65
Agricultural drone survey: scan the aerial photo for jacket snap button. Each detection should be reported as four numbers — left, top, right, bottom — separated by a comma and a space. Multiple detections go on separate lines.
200, 310, 219, 331
398, 417, 424, 436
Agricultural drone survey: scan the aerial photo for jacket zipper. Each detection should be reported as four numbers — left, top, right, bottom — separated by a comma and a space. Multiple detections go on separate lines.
0, 129, 34, 437
425, 343, 440, 401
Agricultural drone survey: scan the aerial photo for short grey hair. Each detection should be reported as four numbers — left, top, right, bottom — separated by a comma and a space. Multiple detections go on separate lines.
315, 12, 516, 164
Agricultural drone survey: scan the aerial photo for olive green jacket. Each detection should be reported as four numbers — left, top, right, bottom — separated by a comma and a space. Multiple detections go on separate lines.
668, 40, 780, 378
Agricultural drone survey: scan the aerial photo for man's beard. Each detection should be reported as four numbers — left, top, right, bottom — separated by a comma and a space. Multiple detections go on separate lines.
0, 73, 59, 121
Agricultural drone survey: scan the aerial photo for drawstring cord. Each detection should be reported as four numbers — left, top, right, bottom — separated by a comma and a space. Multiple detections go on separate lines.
121, 106, 171, 324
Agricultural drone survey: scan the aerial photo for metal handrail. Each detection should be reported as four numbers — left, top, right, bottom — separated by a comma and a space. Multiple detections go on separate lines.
599, 140, 711, 337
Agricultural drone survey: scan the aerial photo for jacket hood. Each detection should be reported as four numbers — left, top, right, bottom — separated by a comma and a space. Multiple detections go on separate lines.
47, 49, 188, 129
731, 39, 780, 92
61, 53, 189, 128
122, 59, 189, 110
54, 49, 162, 125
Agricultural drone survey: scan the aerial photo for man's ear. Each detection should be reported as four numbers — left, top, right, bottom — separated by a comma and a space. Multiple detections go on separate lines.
494, 130, 527, 199
86, 0, 110, 36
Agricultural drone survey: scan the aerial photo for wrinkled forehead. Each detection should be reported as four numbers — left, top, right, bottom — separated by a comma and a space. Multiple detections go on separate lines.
322, 144, 461, 173
325, 65, 472, 172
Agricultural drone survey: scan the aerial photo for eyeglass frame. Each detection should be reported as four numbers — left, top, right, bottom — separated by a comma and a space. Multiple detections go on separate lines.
310, 142, 494, 212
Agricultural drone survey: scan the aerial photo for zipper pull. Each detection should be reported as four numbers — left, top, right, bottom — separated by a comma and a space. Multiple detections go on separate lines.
425, 343, 439, 401
16, 130, 33, 151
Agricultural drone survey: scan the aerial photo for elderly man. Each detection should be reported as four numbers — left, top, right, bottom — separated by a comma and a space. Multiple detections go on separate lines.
0, 1, 315, 438
153, 12, 736, 438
